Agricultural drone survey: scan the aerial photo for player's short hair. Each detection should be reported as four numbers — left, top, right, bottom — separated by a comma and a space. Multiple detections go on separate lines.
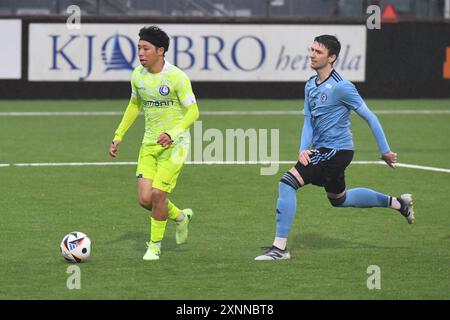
138, 26, 169, 55
314, 35, 341, 64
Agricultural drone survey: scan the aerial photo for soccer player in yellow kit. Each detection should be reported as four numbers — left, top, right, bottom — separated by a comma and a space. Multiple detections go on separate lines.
108, 26, 199, 260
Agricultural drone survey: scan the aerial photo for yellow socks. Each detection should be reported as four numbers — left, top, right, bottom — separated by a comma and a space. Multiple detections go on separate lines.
150, 217, 167, 243
167, 200, 182, 221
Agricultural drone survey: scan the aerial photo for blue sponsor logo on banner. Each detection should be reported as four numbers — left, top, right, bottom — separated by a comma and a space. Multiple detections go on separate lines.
101, 34, 136, 72
50, 33, 136, 81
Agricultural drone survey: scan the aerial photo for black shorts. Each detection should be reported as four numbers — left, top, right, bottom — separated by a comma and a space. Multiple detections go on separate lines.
294, 148, 354, 194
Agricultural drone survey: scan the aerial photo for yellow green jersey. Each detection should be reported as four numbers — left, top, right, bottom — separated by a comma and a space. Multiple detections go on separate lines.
114, 60, 197, 145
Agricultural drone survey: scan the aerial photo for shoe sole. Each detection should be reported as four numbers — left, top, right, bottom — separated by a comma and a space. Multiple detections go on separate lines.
254, 253, 291, 261
143, 256, 160, 261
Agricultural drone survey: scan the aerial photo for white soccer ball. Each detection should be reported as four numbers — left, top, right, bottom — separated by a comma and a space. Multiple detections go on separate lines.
60, 231, 91, 263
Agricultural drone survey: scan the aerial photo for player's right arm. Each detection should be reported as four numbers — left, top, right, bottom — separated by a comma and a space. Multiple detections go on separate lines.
298, 84, 313, 166
109, 76, 142, 157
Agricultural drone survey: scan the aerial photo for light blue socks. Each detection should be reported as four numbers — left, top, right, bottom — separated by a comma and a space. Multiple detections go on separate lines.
341, 188, 389, 208
275, 182, 297, 238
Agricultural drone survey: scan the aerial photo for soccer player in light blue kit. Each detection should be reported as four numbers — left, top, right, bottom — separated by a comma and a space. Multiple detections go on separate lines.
255, 35, 415, 261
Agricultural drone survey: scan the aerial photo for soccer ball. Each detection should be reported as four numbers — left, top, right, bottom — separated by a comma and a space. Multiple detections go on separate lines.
60, 231, 91, 263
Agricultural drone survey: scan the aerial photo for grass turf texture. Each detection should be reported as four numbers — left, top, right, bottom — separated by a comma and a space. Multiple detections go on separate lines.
0, 99, 449, 299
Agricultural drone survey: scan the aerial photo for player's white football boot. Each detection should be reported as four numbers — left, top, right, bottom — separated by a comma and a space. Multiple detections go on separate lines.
255, 246, 291, 261
176, 209, 194, 245
143, 241, 161, 261
398, 194, 415, 224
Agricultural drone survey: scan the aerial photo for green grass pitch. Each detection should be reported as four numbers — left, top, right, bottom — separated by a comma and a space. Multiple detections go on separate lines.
0, 99, 449, 299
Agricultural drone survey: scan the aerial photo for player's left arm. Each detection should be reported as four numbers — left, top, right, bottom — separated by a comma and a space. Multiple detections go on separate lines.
158, 74, 200, 147
161, 104, 199, 143
354, 104, 397, 167
338, 82, 397, 168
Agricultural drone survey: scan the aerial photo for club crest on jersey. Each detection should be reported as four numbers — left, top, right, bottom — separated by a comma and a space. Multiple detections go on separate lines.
320, 94, 327, 102
159, 85, 170, 96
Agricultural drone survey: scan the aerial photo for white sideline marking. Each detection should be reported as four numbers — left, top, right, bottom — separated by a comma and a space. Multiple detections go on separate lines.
374, 110, 450, 115
0, 110, 449, 116
12, 161, 134, 167
350, 161, 450, 173
1, 161, 449, 173
0, 111, 123, 116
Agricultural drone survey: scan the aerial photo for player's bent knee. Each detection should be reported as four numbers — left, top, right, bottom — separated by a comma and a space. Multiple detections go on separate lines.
328, 194, 346, 207
280, 171, 302, 190
138, 195, 152, 210
151, 189, 167, 204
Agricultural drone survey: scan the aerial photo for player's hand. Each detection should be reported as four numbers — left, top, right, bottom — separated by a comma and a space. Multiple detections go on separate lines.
109, 140, 121, 158
298, 150, 313, 166
381, 151, 397, 169
157, 133, 173, 148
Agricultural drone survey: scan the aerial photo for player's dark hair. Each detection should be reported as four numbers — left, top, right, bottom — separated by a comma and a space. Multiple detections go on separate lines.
139, 25, 169, 55
314, 35, 341, 64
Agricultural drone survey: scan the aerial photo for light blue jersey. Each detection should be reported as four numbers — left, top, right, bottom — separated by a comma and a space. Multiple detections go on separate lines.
300, 69, 390, 154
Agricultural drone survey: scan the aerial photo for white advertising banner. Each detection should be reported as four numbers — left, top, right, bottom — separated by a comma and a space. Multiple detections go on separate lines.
29, 23, 366, 82
0, 20, 21, 79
